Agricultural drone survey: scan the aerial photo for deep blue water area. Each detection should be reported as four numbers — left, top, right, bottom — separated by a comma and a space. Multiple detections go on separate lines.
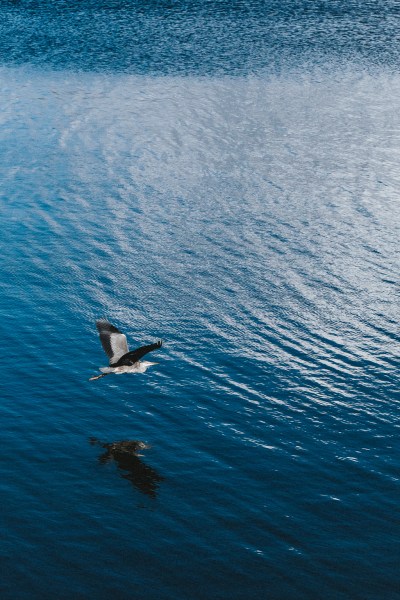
1, 0, 400, 74
1, 2, 399, 599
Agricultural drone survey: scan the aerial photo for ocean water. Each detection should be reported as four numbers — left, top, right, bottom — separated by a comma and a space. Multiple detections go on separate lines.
1, 2, 399, 599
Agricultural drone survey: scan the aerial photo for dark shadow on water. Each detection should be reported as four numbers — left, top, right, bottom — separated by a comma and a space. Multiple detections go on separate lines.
90, 438, 164, 499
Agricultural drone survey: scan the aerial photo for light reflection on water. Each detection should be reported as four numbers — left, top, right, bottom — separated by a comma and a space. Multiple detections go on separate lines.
0, 61, 399, 599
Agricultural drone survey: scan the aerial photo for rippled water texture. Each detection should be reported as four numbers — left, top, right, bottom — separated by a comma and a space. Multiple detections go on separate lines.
1, 2, 400, 599
1, 0, 400, 74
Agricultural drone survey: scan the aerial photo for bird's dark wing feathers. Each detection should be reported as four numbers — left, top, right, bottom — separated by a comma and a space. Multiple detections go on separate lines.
96, 320, 123, 336
96, 320, 129, 364
116, 341, 162, 366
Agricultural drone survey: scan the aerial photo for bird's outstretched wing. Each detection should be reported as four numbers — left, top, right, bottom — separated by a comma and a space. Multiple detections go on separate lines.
96, 320, 129, 365
118, 340, 163, 365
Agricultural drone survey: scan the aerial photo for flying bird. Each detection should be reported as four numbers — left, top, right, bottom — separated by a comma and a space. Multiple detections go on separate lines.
89, 320, 162, 381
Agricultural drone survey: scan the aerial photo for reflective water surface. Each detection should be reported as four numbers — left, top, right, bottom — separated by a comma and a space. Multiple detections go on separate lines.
0, 2, 399, 599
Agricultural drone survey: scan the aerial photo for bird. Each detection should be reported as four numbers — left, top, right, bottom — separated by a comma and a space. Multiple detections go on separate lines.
89, 320, 162, 381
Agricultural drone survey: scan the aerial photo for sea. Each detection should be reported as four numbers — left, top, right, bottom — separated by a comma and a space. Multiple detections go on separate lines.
0, 1, 399, 599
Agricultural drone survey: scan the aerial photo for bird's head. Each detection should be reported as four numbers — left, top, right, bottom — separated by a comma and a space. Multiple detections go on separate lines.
140, 361, 158, 372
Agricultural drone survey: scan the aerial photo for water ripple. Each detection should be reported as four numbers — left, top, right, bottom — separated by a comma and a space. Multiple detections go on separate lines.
1, 64, 399, 599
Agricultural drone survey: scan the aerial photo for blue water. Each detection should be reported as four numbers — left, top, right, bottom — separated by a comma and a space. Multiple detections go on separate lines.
1, 2, 399, 599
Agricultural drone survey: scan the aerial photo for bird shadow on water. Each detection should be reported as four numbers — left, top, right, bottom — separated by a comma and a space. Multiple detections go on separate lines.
89, 438, 164, 499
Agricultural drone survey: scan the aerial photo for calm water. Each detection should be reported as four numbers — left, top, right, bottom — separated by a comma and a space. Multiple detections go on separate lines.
1, 2, 399, 599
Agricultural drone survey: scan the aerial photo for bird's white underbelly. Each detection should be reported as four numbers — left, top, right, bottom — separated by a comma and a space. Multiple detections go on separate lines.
100, 361, 154, 375
100, 365, 139, 374
115, 365, 138, 374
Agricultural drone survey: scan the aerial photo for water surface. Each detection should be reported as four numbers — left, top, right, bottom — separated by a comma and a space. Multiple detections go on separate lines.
0, 2, 399, 599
